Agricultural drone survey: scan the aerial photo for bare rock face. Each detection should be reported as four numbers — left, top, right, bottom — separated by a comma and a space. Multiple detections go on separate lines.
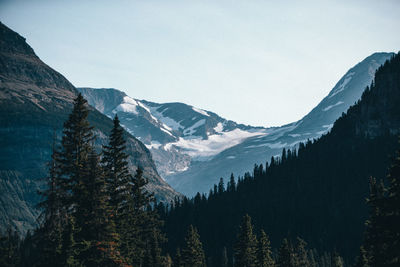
0, 22, 179, 233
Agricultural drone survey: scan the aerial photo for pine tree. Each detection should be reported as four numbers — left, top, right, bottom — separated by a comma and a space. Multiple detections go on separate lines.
383, 141, 400, 266
218, 178, 225, 194
36, 139, 63, 267
181, 225, 206, 267
361, 140, 400, 266
257, 230, 275, 267
102, 115, 132, 222
227, 173, 236, 192
294, 237, 309, 267
277, 238, 295, 267
331, 251, 344, 267
79, 151, 122, 267
54, 93, 95, 265
234, 214, 258, 267
221, 247, 228, 267
363, 177, 386, 266
355, 246, 370, 267
0, 229, 21, 267
174, 248, 183, 267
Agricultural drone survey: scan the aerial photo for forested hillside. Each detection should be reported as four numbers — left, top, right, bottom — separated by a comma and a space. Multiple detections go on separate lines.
160, 53, 400, 265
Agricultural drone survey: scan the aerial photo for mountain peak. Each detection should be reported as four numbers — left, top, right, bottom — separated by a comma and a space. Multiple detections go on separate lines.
0, 21, 35, 55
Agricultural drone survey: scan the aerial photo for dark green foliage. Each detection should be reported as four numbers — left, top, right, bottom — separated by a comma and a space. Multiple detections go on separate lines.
277, 238, 295, 267
257, 230, 275, 267
102, 115, 131, 221
221, 247, 228, 267
78, 151, 122, 266
354, 246, 369, 267
294, 237, 309, 267
360, 138, 400, 266
0, 229, 21, 267
174, 248, 183, 267
181, 225, 206, 267
234, 214, 257, 267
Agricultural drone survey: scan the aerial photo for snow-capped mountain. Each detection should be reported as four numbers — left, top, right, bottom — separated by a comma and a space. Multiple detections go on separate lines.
79, 52, 393, 196
78, 87, 266, 177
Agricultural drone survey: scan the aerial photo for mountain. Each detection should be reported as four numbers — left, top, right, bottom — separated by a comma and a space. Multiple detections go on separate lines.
162, 52, 400, 264
0, 22, 179, 233
79, 52, 393, 196
78, 87, 266, 178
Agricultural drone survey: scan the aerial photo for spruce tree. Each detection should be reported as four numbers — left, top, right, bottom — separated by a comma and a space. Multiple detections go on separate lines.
383, 142, 400, 266
277, 238, 295, 267
227, 173, 236, 192
174, 248, 183, 267
181, 225, 206, 267
221, 247, 228, 267
55, 93, 95, 265
257, 230, 275, 267
79, 151, 122, 267
36, 140, 63, 267
102, 115, 132, 221
234, 214, 258, 267
294, 237, 309, 267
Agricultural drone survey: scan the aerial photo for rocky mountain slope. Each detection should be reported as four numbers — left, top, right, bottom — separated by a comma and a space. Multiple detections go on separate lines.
0, 22, 179, 233
80, 52, 393, 196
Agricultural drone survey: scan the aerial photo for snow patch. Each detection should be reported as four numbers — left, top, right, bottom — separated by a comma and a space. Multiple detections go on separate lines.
183, 119, 206, 136
214, 122, 224, 133
323, 101, 344, 111
145, 141, 162, 150
192, 106, 210, 117
289, 134, 301, 138
113, 96, 139, 114
165, 129, 266, 161
329, 72, 355, 98
227, 156, 236, 159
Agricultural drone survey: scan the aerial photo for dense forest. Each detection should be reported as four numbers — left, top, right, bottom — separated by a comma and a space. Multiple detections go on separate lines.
160, 53, 400, 265
0, 54, 399, 266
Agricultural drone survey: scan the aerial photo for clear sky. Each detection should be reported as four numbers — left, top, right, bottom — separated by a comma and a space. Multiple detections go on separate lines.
1, 0, 399, 127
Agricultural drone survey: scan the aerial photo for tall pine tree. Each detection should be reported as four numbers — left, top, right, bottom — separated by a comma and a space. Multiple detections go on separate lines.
181, 225, 206, 267
234, 214, 258, 267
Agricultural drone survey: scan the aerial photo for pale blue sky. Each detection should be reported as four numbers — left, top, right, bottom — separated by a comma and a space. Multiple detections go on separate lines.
1, 0, 399, 126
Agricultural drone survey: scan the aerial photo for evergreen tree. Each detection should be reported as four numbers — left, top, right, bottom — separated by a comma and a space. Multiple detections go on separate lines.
0, 229, 20, 267
221, 247, 228, 267
79, 151, 122, 266
277, 238, 295, 267
234, 214, 258, 267
55, 93, 95, 265
218, 178, 225, 194
355, 246, 370, 267
181, 225, 206, 267
294, 237, 309, 267
227, 173, 236, 192
331, 251, 344, 267
383, 141, 400, 266
102, 115, 132, 222
36, 140, 63, 267
257, 230, 275, 267
174, 248, 183, 267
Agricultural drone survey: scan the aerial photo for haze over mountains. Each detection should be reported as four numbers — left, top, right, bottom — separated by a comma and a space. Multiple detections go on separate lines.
79, 52, 393, 196
0, 22, 179, 233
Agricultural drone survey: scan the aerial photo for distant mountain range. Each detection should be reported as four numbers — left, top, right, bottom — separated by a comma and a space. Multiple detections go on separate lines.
79, 52, 393, 196
0, 22, 179, 233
